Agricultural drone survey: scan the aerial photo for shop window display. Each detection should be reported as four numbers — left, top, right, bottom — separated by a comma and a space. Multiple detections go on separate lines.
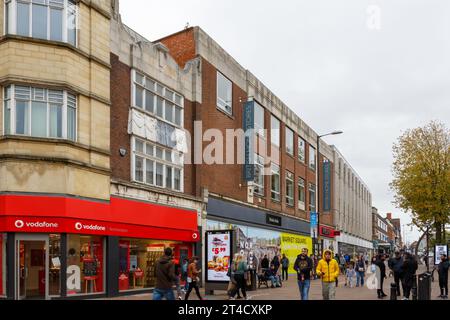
48, 234, 61, 296
118, 238, 191, 292
66, 235, 105, 295
0, 234, 6, 297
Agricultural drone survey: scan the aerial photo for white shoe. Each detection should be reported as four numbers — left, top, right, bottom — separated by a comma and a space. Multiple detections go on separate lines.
402, 297, 409, 300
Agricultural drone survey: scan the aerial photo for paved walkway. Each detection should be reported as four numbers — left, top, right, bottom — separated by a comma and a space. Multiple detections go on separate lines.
101, 265, 445, 301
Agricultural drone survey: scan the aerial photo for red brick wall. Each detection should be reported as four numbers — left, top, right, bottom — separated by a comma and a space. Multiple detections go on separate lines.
158, 28, 196, 68
110, 53, 131, 182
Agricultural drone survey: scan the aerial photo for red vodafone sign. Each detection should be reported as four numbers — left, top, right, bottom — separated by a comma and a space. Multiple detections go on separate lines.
11, 218, 61, 232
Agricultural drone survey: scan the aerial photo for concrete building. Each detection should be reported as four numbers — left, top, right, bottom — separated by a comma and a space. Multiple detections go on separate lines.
332, 146, 373, 256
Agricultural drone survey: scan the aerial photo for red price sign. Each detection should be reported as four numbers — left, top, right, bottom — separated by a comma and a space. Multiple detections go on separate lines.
211, 247, 226, 255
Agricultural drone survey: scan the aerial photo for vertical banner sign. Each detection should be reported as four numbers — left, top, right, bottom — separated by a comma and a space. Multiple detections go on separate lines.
310, 212, 318, 239
435, 245, 449, 265
243, 101, 255, 181
323, 161, 331, 212
206, 230, 232, 282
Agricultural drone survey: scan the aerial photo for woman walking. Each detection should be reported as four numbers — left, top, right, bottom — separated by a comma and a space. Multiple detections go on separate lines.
230, 254, 249, 300
185, 256, 204, 300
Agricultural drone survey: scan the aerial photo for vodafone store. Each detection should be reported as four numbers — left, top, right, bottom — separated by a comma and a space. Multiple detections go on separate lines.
0, 194, 200, 300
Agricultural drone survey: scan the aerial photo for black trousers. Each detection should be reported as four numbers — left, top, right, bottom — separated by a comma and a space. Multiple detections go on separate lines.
377, 276, 386, 297
282, 268, 289, 281
232, 274, 247, 298
185, 281, 202, 300
439, 276, 448, 296
394, 272, 402, 295
402, 277, 413, 299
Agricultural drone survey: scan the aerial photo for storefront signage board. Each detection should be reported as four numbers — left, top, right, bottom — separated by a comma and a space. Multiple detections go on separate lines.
205, 230, 232, 283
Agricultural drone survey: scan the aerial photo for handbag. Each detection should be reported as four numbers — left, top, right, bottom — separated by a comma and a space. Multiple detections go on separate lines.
227, 281, 237, 295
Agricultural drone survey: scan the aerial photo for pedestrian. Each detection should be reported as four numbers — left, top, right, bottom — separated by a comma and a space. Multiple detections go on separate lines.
266, 263, 282, 288
388, 251, 403, 296
227, 254, 242, 300
316, 249, 340, 300
185, 256, 204, 300
334, 253, 341, 287
339, 254, 346, 275
346, 261, 356, 288
437, 254, 449, 299
173, 258, 183, 300
280, 254, 290, 281
181, 258, 189, 291
400, 252, 418, 301
374, 254, 388, 299
355, 255, 366, 287
230, 254, 249, 300
153, 247, 177, 300
310, 254, 317, 280
261, 255, 270, 270
271, 255, 280, 273
294, 248, 313, 300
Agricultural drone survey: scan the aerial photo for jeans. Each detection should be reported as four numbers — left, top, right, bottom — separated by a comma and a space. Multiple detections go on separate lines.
282, 268, 289, 281
269, 276, 281, 287
153, 288, 175, 300
356, 271, 365, 287
322, 282, 336, 300
297, 280, 311, 300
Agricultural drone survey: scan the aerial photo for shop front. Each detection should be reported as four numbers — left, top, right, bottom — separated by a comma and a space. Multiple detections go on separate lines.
0, 194, 199, 300
205, 196, 312, 293
336, 233, 374, 258
319, 226, 338, 255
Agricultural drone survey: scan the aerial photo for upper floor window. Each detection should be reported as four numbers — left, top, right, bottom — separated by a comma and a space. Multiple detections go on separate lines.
5, 0, 77, 46
298, 137, 305, 163
285, 171, 294, 207
298, 177, 306, 211
309, 145, 316, 171
254, 154, 265, 196
132, 70, 183, 128
216, 71, 232, 115
271, 115, 280, 147
3, 85, 76, 141
132, 137, 183, 192
254, 101, 265, 137
285, 127, 294, 156
270, 163, 280, 202
308, 183, 316, 213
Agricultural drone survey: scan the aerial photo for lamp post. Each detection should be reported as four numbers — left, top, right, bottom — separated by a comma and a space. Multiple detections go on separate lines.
315, 130, 343, 258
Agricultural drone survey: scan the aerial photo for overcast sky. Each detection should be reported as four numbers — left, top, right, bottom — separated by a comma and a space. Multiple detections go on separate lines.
119, 0, 450, 245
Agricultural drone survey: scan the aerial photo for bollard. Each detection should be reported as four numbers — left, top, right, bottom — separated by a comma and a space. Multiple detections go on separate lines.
390, 283, 397, 300
412, 275, 418, 301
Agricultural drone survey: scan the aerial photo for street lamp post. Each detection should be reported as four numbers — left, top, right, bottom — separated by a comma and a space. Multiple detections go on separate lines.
315, 130, 343, 258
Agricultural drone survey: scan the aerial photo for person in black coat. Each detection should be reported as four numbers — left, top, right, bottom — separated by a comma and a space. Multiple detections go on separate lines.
401, 252, 418, 300
438, 254, 449, 299
375, 254, 387, 299
388, 251, 404, 296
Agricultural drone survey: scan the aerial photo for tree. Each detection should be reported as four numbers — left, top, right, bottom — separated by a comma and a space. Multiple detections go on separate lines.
390, 121, 450, 243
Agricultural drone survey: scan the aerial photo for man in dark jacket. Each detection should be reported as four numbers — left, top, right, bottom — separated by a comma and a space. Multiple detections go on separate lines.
280, 254, 290, 281
401, 252, 418, 300
375, 254, 387, 299
153, 247, 177, 300
388, 251, 403, 296
294, 248, 313, 300
261, 255, 270, 270
438, 254, 449, 299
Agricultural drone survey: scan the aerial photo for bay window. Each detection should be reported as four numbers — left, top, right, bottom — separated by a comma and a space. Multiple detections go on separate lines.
271, 163, 280, 202
132, 70, 183, 127
216, 71, 232, 115
309, 145, 316, 171
286, 127, 294, 156
254, 101, 265, 137
3, 85, 77, 141
271, 115, 280, 147
5, 0, 78, 46
132, 137, 183, 192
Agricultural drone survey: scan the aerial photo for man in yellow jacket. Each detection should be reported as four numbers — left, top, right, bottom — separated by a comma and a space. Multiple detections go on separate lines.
316, 249, 340, 300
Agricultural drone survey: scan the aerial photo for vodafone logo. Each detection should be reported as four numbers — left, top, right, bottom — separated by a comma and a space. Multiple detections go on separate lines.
74, 222, 106, 232
75, 222, 83, 231
192, 233, 198, 240
15, 220, 25, 228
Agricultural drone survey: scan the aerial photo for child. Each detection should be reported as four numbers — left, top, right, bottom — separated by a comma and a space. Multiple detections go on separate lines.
346, 261, 356, 288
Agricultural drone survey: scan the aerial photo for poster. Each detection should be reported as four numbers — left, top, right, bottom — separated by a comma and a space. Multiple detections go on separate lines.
280, 233, 313, 274
206, 231, 231, 282
435, 245, 448, 265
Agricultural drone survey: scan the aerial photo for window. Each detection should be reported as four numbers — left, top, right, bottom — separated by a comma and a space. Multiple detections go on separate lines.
132, 70, 183, 127
254, 101, 265, 137
216, 71, 232, 114
285, 127, 294, 156
298, 178, 306, 210
286, 171, 294, 206
309, 145, 316, 170
308, 183, 316, 213
3, 85, 76, 141
132, 137, 183, 192
254, 154, 264, 196
6, 0, 77, 46
271, 163, 280, 201
271, 116, 280, 147
298, 137, 305, 163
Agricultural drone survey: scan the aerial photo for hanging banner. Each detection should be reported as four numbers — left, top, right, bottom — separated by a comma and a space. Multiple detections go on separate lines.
323, 161, 331, 212
243, 101, 255, 181
206, 230, 232, 283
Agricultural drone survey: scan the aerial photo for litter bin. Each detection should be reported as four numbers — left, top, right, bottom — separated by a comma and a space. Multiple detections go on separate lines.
418, 273, 432, 300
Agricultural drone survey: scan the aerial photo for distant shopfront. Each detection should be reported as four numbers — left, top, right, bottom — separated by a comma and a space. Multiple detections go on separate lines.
0, 194, 199, 300
206, 197, 312, 275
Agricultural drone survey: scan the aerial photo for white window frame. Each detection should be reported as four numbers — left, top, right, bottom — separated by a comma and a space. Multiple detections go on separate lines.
253, 154, 265, 196
285, 127, 294, 156
308, 183, 316, 213
254, 101, 265, 137
4, 0, 78, 47
216, 71, 232, 115
131, 70, 184, 129
131, 136, 184, 192
270, 163, 280, 202
309, 145, 316, 171
3, 84, 77, 141
271, 115, 280, 147
298, 177, 306, 211
285, 171, 294, 207
298, 137, 305, 163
